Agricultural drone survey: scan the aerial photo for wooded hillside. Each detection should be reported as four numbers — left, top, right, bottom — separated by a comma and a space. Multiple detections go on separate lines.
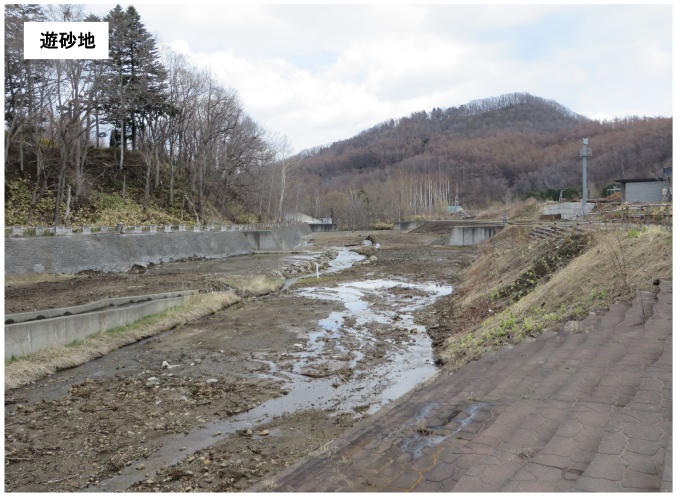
291, 93, 671, 226
4, 4, 672, 229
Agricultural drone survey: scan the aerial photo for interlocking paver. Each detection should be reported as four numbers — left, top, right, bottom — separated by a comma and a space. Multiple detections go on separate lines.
254, 280, 672, 493
660, 437, 672, 492
622, 469, 664, 490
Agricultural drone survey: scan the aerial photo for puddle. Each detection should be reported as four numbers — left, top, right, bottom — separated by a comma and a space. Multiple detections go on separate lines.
86, 266, 453, 492
400, 401, 492, 459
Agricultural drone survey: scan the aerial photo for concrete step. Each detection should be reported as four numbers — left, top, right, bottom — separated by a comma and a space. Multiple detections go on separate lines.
527, 223, 591, 241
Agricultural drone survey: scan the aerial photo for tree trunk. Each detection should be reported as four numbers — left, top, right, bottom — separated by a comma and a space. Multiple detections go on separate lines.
74, 137, 83, 203
144, 155, 151, 212
53, 156, 67, 224
119, 121, 125, 170
154, 143, 160, 189
278, 163, 286, 222
95, 108, 100, 148
64, 184, 72, 225
169, 160, 175, 205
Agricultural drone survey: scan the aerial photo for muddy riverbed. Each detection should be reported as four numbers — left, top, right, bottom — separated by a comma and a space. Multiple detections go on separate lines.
4, 231, 477, 492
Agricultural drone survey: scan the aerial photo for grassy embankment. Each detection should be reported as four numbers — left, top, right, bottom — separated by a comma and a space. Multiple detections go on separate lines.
5, 275, 283, 390
439, 224, 672, 368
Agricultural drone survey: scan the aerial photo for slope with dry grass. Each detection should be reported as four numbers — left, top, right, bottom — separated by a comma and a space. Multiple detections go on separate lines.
437, 224, 672, 368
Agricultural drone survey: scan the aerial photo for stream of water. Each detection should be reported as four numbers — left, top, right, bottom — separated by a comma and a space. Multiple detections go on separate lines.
85, 250, 453, 492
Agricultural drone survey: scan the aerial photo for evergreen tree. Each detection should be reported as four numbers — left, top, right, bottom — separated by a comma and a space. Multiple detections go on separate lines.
103, 4, 167, 164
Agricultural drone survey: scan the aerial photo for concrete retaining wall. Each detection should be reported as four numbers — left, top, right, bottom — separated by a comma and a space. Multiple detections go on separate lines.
392, 221, 425, 231
5, 292, 200, 360
448, 225, 505, 246
543, 202, 595, 220
5, 291, 196, 325
5, 224, 312, 275
244, 231, 281, 251
270, 224, 312, 250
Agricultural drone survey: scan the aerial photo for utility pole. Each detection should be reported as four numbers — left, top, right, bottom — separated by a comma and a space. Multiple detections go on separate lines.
580, 138, 592, 216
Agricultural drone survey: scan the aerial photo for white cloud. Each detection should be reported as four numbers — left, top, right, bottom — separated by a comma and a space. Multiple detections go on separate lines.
83, 3, 673, 152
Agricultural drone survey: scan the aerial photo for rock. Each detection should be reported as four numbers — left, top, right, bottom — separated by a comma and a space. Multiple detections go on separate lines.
206, 378, 218, 384
161, 361, 170, 369
136, 464, 145, 470
369, 255, 378, 262
259, 429, 269, 436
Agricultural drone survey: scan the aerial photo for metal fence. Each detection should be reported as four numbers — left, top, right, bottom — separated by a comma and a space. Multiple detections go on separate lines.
599, 203, 672, 231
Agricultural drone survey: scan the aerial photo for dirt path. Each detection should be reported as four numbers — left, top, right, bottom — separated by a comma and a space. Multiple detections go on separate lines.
4, 231, 477, 492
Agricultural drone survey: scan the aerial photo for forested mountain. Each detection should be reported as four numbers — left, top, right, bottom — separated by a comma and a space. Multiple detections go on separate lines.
292, 93, 671, 226
4, 3, 672, 229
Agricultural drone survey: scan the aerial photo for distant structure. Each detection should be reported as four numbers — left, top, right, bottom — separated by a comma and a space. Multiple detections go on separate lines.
284, 212, 323, 224
614, 177, 672, 203
580, 138, 592, 215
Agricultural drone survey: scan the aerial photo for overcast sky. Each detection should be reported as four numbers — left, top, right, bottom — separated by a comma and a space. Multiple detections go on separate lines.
80, 2, 673, 153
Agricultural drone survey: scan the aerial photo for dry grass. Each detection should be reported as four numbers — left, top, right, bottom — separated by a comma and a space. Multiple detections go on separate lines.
520, 226, 671, 310
440, 225, 672, 369
475, 198, 544, 222
5, 292, 241, 390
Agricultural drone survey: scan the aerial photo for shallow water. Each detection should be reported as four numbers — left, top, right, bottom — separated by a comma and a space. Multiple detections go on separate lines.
87, 258, 453, 491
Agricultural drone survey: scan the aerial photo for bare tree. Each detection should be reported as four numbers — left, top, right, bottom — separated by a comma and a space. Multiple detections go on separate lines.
275, 134, 294, 222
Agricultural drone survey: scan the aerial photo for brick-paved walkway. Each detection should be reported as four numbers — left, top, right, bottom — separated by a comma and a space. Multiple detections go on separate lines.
251, 280, 672, 492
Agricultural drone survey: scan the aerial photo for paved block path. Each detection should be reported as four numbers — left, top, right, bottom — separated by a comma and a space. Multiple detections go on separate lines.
252, 280, 672, 492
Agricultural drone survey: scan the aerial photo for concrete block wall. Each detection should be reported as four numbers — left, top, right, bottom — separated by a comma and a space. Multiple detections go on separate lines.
5, 224, 312, 276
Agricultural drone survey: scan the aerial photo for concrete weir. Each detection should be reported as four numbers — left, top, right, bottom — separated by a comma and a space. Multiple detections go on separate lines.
392, 221, 425, 231
448, 224, 504, 246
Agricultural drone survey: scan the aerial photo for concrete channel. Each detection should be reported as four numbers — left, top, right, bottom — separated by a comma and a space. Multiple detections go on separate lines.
4, 291, 198, 360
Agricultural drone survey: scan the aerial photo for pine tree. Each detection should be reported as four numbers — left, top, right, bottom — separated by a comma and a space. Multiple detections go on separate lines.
103, 4, 167, 166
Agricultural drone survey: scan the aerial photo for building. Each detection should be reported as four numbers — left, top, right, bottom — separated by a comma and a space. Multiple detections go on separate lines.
284, 212, 323, 224
615, 178, 672, 203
